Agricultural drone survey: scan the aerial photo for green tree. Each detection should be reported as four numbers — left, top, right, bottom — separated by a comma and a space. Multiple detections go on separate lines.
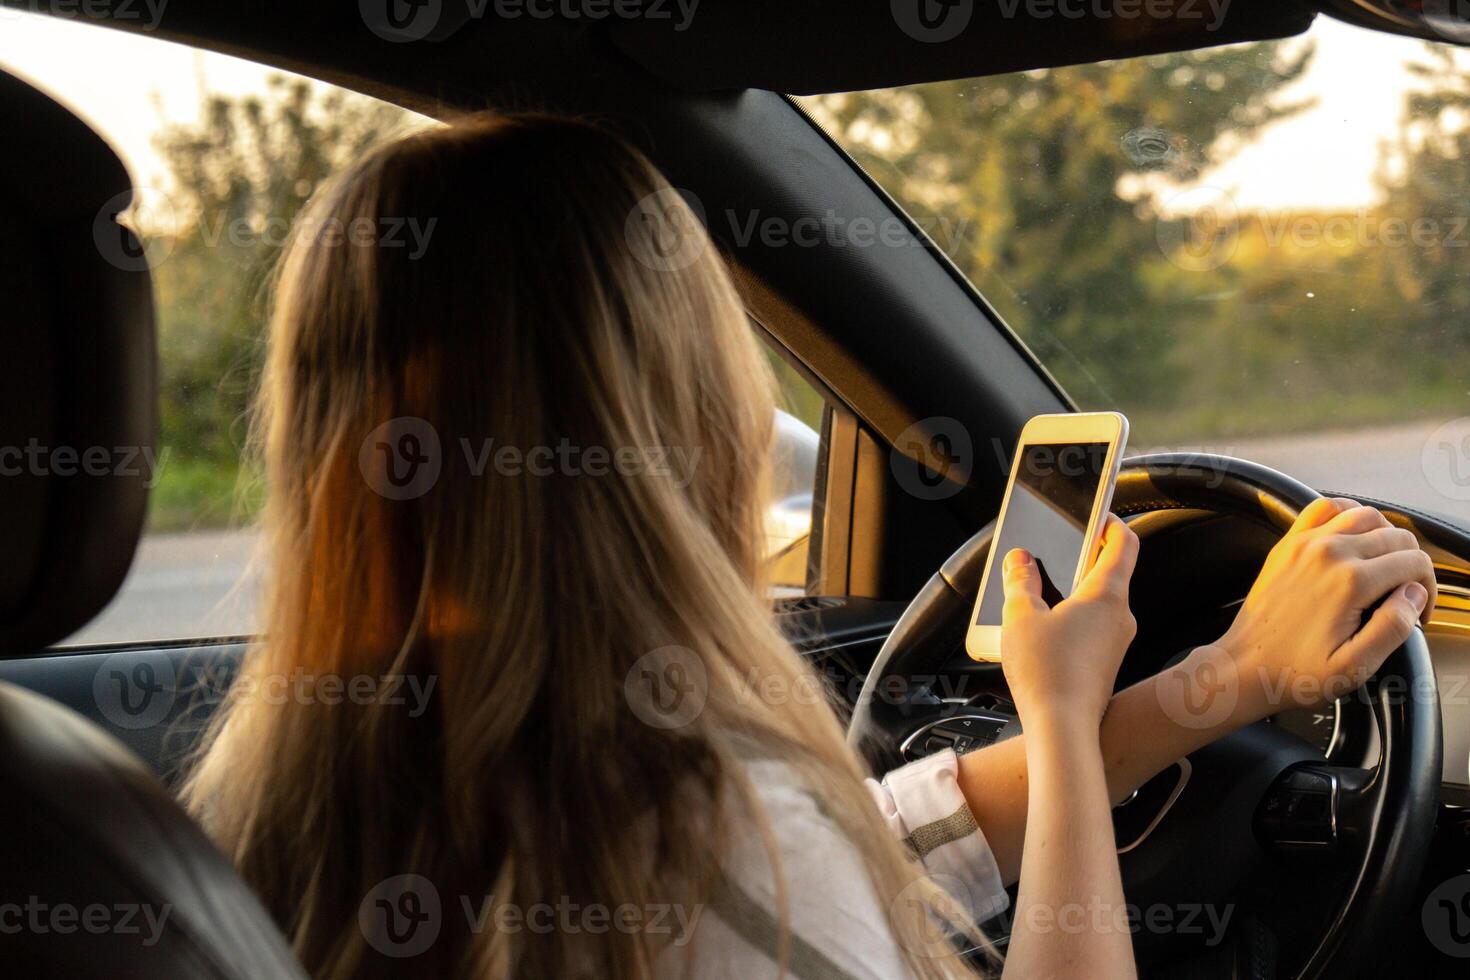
806, 43, 1314, 414
1376, 44, 1470, 372
146, 76, 413, 528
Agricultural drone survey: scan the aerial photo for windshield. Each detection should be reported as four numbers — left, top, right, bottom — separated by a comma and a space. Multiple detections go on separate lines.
801, 20, 1470, 518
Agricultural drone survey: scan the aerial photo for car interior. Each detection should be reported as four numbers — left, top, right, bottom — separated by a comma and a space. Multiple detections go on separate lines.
1, 1, 1469, 977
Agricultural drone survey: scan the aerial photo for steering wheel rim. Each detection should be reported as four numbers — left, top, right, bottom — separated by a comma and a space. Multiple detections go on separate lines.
848, 453, 1441, 979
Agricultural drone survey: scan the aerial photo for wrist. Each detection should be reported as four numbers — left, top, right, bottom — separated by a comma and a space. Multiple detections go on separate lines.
1168, 642, 1269, 732
1021, 709, 1105, 751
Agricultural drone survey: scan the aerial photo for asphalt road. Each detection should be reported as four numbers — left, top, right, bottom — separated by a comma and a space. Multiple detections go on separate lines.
66, 416, 1470, 646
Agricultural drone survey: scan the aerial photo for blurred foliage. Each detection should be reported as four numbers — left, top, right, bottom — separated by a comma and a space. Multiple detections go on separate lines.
143, 42, 1470, 529
766, 348, 826, 432
145, 76, 414, 529
806, 41, 1470, 444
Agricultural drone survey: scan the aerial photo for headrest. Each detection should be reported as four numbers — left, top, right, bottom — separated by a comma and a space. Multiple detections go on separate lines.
0, 67, 156, 653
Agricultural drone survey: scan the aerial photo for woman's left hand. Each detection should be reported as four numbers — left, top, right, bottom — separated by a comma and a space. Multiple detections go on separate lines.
1215, 497, 1435, 722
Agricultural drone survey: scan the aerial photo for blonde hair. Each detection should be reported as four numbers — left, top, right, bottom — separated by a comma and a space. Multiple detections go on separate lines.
183, 113, 986, 979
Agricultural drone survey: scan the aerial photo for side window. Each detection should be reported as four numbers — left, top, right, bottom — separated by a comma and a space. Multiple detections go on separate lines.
0, 13, 428, 645
0, 13, 835, 642
765, 349, 827, 595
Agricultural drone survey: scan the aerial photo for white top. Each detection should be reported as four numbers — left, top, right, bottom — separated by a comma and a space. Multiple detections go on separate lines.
659, 749, 1009, 979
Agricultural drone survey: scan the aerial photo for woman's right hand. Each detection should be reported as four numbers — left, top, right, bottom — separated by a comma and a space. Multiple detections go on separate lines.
1001, 514, 1140, 731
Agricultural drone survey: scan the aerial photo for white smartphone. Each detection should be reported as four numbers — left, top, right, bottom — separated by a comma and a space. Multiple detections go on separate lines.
965, 411, 1129, 663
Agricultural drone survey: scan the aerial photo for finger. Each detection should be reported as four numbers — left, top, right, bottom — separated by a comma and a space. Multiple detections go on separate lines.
1293, 496, 1352, 533
1076, 515, 1138, 599
1351, 549, 1437, 616
1001, 549, 1047, 618
1322, 503, 1391, 535
1333, 581, 1430, 675
1340, 526, 1420, 560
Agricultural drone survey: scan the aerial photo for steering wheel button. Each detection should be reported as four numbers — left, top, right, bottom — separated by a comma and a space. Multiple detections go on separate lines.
923, 734, 954, 755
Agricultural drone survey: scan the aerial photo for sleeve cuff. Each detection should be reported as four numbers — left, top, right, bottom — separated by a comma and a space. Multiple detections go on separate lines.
866, 749, 1009, 923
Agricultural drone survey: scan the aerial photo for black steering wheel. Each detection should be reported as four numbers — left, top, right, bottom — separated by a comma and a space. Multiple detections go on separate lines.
848, 453, 1441, 979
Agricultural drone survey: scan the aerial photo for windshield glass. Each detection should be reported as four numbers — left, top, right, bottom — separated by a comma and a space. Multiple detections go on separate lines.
801, 20, 1470, 518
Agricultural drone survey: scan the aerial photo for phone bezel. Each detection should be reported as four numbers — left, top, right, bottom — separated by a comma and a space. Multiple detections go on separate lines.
965, 412, 1129, 663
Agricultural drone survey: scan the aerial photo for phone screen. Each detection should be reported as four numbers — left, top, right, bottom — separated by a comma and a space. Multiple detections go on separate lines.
975, 441, 1111, 626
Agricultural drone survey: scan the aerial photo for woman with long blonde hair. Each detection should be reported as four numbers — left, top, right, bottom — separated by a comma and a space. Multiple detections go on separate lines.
184, 114, 1436, 979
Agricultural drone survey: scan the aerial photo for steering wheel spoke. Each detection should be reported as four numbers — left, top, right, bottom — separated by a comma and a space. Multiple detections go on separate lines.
1255, 762, 1376, 860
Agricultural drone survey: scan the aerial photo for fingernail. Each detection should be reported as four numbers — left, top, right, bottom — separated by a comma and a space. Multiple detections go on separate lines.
1406, 582, 1429, 614
1004, 548, 1030, 571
